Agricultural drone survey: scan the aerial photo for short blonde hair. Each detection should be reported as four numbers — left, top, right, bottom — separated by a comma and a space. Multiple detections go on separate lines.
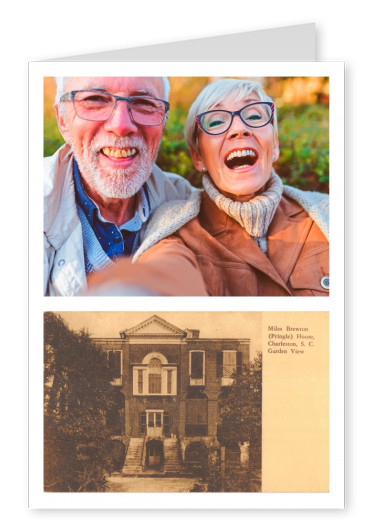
185, 78, 278, 154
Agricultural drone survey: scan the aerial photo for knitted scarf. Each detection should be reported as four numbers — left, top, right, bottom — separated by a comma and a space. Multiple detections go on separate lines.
202, 170, 283, 253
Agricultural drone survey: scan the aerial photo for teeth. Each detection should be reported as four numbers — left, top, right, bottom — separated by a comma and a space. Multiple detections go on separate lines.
102, 147, 137, 158
226, 149, 256, 161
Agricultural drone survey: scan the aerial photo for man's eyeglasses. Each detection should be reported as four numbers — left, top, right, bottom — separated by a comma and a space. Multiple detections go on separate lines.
195, 102, 275, 135
60, 90, 170, 126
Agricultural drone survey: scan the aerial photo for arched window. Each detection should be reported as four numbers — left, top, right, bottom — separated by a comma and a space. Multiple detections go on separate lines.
148, 358, 162, 394
185, 389, 208, 436
106, 389, 125, 435
185, 441, 208, 475
132, 353, 177, 395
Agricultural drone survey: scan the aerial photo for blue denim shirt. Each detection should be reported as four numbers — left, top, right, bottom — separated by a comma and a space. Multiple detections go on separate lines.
73, 160, 150, 260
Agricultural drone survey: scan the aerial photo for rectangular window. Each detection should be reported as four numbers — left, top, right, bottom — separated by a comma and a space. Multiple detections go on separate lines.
221, 351, 242, 385
190, 351, 205, 385
149, 374, 162, 394
167, 370, 172, 394
107, 350, 122, 382
223, 351, 237, 377
137, 370, 143, 394
191, 351, 204, 378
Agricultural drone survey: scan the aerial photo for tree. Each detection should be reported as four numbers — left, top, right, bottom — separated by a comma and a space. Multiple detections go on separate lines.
217, 352, 262, 492
44, 312, 115, 492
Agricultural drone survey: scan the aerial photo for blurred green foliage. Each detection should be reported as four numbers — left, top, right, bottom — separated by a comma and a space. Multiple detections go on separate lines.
156, 107, 200, 187
44, 113, 65, 157
275, 104, 329, 193
44, 100, 329, 194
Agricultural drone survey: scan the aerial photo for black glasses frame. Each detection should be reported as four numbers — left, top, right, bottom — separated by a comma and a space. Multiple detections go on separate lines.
60, 90, 170, 125
195, 101, 275, 135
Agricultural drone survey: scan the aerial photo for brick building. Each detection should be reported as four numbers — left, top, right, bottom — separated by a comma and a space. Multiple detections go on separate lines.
93, 315, 251, 476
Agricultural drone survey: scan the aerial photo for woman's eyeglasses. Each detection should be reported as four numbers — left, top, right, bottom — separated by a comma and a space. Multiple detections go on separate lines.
196, 102, 274, 135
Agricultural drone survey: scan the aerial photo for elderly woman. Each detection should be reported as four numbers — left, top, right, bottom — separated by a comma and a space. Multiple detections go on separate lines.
88, 79, 329, 296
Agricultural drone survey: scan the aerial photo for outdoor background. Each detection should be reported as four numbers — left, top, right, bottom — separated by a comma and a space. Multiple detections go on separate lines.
44, 76, 329, 193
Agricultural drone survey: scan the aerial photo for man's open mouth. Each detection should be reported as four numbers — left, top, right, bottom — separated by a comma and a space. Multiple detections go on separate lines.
225, 148, 258, 169
101, 147, 138, 159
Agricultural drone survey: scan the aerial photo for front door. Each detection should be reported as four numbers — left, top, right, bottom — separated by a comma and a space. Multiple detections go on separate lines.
146, 410, 163, 437
146, 439, 163, 469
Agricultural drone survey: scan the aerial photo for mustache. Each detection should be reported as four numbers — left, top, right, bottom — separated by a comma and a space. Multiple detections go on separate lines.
89, 135, 147, 152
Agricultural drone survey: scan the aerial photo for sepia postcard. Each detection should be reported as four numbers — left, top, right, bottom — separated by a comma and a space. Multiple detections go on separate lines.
42, 311, 329, 495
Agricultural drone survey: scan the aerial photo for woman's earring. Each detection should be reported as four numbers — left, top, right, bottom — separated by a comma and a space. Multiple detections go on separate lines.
272, 155, 276, 161
201, 166, 206, 172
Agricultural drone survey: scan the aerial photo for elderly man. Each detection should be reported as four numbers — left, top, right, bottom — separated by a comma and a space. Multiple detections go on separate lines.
44, 76, 197, 296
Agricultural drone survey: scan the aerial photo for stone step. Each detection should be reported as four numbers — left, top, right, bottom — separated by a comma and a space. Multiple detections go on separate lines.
122, 437, 146, 475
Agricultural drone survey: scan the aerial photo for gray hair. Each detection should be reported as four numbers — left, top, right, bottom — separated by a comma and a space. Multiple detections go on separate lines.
54, 76, 170, 104
185, 78, 278, 154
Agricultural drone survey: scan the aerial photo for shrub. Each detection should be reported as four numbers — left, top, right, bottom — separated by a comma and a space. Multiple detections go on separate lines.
275, 104, 329, 193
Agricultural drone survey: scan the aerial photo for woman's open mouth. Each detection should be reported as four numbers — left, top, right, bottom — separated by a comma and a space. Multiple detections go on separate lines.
225, 148, 259, 170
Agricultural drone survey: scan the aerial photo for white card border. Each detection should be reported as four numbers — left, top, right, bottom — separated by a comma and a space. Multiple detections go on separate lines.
29, 61, 344, 509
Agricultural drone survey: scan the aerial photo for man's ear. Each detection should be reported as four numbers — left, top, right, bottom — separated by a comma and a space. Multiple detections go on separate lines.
55, 103, 71, 145
190, 146, 205, 172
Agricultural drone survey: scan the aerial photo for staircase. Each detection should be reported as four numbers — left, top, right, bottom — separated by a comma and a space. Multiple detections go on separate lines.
122, 438, 144, 476
163, 438, 183, 475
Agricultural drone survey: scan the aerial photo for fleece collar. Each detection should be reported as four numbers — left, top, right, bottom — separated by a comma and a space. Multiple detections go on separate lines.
134, 183, 329, 261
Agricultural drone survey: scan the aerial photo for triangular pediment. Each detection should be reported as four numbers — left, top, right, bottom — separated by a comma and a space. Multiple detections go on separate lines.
120, 315, 185, 338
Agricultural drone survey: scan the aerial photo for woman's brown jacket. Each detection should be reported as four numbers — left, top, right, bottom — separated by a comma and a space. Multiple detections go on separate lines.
134, 191, 329, 296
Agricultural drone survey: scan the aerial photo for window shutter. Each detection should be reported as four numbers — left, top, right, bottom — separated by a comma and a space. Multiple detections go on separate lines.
236, 351, 242, 373
133, 368, 139, 395
114, 351, 121, 378
217, 351, 223, 378
163, 412, 170, 435
140, 412, 146, 434
107, 350, 114, 373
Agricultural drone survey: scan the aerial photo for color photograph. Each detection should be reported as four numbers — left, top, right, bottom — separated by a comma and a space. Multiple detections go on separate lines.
43, 76, 329, 297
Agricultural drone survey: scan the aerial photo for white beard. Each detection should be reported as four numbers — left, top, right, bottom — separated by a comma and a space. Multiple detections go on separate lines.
70, 133, 160, 199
